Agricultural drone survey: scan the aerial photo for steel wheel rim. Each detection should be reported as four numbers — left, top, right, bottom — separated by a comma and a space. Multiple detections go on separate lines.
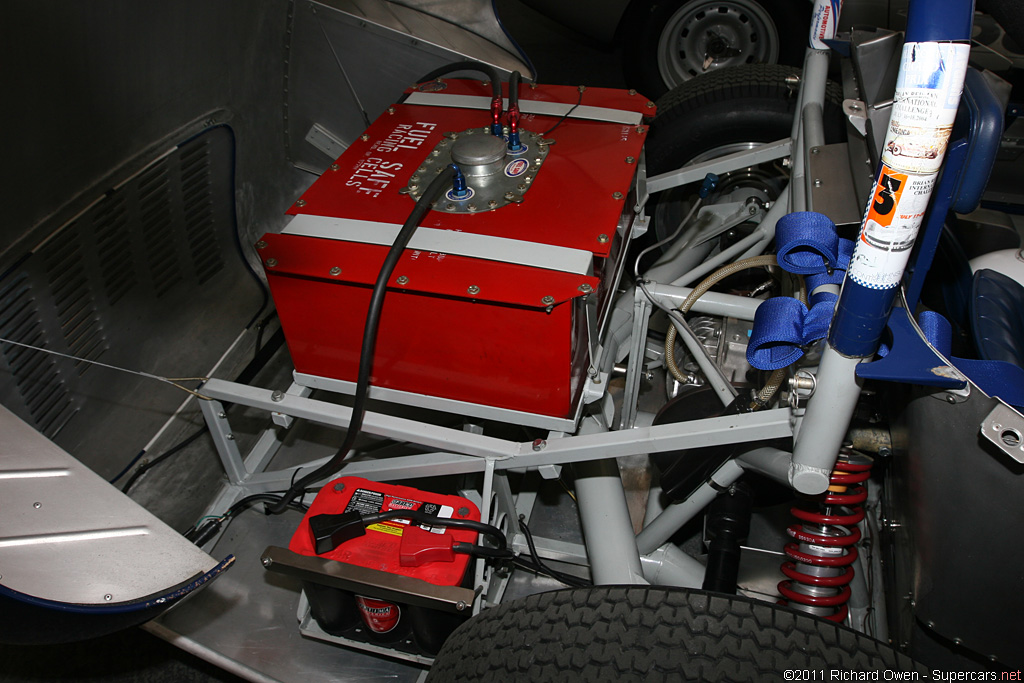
656, 0, 780, 88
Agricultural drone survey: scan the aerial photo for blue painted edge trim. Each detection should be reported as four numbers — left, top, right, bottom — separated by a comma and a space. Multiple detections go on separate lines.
0, 555, 234, 615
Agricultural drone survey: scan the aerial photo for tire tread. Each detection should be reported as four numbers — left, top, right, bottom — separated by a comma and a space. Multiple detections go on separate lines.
427, 586, 924, 682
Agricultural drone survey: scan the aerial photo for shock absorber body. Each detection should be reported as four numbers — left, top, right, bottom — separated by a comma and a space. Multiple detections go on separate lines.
778, 449, 873, 622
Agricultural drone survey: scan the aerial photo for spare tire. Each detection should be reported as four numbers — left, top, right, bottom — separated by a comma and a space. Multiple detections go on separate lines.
427, 586, 923, 682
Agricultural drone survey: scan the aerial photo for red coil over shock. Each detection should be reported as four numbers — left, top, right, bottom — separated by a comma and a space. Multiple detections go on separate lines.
778, 448, 873, 623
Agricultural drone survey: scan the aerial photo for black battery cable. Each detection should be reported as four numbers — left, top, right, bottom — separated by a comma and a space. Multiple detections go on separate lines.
267, 165, 461, 515
306, 507, 591, 588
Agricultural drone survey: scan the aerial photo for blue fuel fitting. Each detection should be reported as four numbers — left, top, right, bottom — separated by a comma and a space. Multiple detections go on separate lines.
699, 173, 719, 199
449, 164, 469, 198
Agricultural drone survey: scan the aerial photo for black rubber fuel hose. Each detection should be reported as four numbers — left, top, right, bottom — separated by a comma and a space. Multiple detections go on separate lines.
268, 166, 459, 514
411, 60, 502, 100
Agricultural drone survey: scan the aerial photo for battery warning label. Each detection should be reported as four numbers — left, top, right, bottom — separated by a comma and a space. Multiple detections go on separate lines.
344, 488, 454, 536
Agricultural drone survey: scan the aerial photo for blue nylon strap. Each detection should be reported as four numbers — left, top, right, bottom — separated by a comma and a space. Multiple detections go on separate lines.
747, 212, 854, 370
775, 212, 852, 274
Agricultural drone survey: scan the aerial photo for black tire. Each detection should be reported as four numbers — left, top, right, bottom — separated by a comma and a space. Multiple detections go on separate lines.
621, 0, 811, 100
427, 586, 923, 682
640, 64, 844, 248
646, 63, 845, 175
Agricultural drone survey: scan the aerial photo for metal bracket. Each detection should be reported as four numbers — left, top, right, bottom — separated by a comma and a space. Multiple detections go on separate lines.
980, 402, 1024, 464
619, 289, 653, 429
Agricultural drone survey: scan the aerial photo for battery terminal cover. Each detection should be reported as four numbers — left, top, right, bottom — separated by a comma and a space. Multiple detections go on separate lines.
399, 525, 456, 567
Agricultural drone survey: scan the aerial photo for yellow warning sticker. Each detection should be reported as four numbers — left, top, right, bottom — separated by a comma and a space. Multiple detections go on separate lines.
367, 523, 404, 537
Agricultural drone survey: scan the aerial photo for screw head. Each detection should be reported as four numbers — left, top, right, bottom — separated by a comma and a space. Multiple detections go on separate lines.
265, 258, 278, 268
468, 204, 478, 212
578, 283, 593, 294
396, 275, 409, 285
333, 481, 346, 492
360, 134, 370, 142
261, 557, 272, 567
456, 600, 467, 611
226, 433, 235, 440
295, 199, 306, 207
541, 295, 555, 306
33, 502, 41, 509
458, 507, 470, 517
597, 234, 609, 244
532, 438, 546, 451
504, 191, 516, 200
330, 163, 339, 171
387, 106, 396, 114
636, 126, 646, 134
104, 594, 112, 601
329, 266, 342, 276
467, 285, 480, 295
255, 240, 267, 249
271, 390, 284, 402
446, 203, 456, 211
646, 100, 655, 108
517, 183, 526, 191
628, 88, 637, 96
488, 200, 497, 208
612, 192, 623, 200
626, 156, 635, 164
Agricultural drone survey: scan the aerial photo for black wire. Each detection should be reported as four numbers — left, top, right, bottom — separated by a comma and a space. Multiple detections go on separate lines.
454, 542, 514, 560
490, 0, 538, 83
362, 510, 509, 551
411, 60, 502, 100
227, 493, 310, 517
184, 492, 310, 544
121, 427, 209, 494
517, 516, 592, 588
268, 167, 459, 514
109, 449, 146, 484
540, 87, 583, 137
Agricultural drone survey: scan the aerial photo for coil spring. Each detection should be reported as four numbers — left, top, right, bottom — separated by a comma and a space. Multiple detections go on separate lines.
778, 449, 873, 622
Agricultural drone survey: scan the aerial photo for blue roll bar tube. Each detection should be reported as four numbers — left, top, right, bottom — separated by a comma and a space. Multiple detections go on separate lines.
789, 0, 974, 494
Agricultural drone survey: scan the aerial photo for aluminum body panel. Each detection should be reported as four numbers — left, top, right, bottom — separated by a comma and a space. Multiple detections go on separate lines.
0, 126, 264, 481
0, 405, 218, 604
896, 389, 1024, 667
154, 506, 421, 682
286, 0, 532, 172
1, 0, 308, 265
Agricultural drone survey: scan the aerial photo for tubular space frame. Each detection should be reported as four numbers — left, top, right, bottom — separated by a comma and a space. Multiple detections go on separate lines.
198, 377, 793, 494
194, 61, 826, 600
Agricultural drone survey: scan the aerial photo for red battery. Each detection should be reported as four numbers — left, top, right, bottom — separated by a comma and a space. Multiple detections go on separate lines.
288, 477, 481, 654
259, 80, 650, 428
